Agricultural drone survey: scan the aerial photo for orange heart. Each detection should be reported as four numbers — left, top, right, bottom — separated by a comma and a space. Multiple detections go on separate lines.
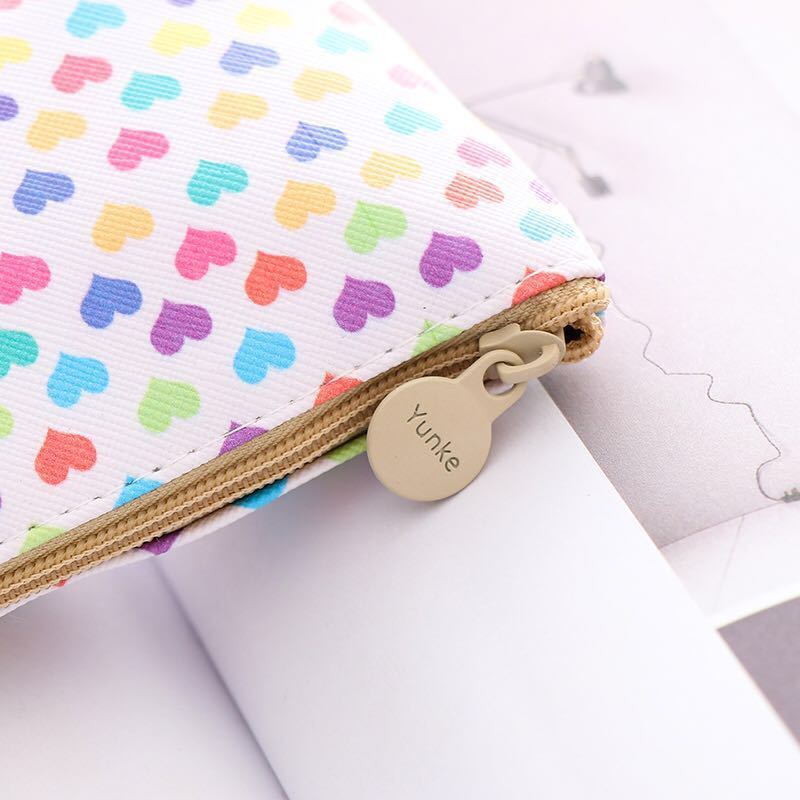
445, 173, 504, 210
35, 428, 96, 485
245, 252, 307, 306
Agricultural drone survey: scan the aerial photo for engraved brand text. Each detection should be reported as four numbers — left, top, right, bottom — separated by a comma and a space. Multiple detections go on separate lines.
406, 404, 460, 472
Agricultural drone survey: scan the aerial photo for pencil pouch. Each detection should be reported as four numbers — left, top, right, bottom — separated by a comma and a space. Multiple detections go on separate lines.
0, 0, 608, 609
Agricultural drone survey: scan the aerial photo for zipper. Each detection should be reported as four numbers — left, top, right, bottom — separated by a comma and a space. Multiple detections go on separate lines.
0, 277, 608, 607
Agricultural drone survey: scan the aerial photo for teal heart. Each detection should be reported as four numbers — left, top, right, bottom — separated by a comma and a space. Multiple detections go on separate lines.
384, 103, 442, 135
519, 208, 575, 242
344, 201, 406, 254
66, 1, 125, 39
121, 72, 181, 111
0, 330, 38, 378
47, 353, 109, 408
317, 27, 370, 54
187, 160, 249, 206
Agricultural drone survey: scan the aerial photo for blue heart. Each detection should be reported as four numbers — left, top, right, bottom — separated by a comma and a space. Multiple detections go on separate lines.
234, 477, 288, 509
80, 274, 142, 329
220, 41, 279, 75
66, 1, 125, 39
0, 330, 38, 378
13, 170, 74, 215
317, 27, 370, 54
384, 103, 442, 135
114, 475, 163, 508
234, 329, 295, 384
47, 353, 109, 408
121, 72, 181, 111
286, 122, 347, 162
519, 209, 575, 242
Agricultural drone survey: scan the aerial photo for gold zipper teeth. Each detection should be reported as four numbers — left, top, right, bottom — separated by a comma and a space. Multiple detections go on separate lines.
0, 278, 609, 607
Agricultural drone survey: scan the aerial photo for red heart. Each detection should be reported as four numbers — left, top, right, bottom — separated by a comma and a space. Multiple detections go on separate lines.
52, 55, 112, 94
314, 371, 362, 406
35, 429, 96, 486
245, 252, 307, 306
512, 268, 566, 306
445, 173, 504, 210
0, 253, 50, 304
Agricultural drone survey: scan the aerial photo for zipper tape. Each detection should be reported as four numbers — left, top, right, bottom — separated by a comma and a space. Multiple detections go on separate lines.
0, 277, 609, 607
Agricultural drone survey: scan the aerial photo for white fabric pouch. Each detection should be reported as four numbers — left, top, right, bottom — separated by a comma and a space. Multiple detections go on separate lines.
0, 0, 607, 608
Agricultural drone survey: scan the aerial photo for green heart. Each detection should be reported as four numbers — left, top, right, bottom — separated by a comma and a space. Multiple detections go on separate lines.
412, 320, 464, 356
0, 330, 38, 378
138, 378, 200, 432
344, 201, 406, 254
0, 406, 13, 438
327, 434, 367, 463
21, 524, 63, 553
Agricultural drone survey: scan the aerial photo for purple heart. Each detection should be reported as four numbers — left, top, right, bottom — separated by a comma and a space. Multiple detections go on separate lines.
220, 41, 279, 75
333, 276, 395, 333
219, 420, 268, 455
81, 274, 142, 328
150, 299, 212, 355
141, 531, 179, 555
13, 170, 74, 215
286, 122, 347, 162
419, 232, 483, 288
0, 95, 18, 122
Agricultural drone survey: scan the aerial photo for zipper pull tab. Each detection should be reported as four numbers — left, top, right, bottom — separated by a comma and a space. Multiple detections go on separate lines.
366, 325, 565, 501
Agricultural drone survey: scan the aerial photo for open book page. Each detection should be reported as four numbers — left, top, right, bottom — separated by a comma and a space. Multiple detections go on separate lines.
0, 562, 286, 800
159, 383, 800, 800
368, 0, 800, 625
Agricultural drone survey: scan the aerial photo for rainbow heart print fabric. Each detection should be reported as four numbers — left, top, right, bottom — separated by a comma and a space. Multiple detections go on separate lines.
0, 0, 603, 579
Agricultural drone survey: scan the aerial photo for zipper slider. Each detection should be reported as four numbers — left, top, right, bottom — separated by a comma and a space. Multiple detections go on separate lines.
366, 324, 566, 501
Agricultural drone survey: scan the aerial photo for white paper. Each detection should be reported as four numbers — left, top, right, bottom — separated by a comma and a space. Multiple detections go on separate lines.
160, 383, 800, 799
0, 562, 286, 800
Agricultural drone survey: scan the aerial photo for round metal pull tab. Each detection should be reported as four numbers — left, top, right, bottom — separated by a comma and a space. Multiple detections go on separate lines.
366, 350, 524, 502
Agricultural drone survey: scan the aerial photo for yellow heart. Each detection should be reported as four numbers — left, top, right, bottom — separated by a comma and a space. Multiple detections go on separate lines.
92, 203, 154, 252
274, 181, 336, 230
238, 4, 292, 32
293, 68, 352, 101
361, 151, 422, 189
151, 22, 210, 56
0, 37, 32, 70
208, 91, 268, 130
27, 111, 87, 152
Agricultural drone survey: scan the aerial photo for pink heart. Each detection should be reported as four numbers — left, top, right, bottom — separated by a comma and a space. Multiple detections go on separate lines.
108, 129, 169, 171
0, 253, 50, 304
457, 138, 511, 168
329, 1, 366, 23
52, 55, 112, 94
175, 227, 237, 280
0, 0, 22, 9
333, 276, 395, 332
388, 65, 433, 90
